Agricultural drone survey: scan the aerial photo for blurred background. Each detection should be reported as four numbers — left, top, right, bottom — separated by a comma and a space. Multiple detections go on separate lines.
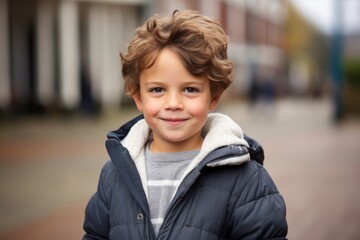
0, 0, 359, 239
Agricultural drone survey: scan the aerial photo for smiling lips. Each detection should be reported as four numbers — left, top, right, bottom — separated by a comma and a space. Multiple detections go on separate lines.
161, 117, 188, 127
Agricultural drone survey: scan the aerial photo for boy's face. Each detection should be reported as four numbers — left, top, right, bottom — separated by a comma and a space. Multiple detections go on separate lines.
133, 48, 220, 153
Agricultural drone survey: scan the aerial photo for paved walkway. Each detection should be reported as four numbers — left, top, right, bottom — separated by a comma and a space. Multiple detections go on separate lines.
0, 98, 360, 239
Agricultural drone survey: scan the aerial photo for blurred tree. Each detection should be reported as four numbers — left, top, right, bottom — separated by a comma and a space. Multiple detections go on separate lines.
343, 59, 360, 115
284, 0, 329, 97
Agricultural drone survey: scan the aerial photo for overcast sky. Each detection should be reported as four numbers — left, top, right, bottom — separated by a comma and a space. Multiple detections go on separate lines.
290, 0, 360, 35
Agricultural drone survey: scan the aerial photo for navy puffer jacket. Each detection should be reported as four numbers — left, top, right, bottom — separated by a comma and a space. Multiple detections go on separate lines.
83, 113, 288, 239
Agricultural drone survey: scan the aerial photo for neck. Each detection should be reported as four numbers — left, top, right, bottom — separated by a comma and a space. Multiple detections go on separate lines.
150, 137, 203, 153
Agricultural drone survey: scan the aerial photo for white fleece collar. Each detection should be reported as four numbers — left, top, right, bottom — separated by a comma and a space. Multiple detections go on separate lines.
120, 113, 250, 199
122, 113, 249, 161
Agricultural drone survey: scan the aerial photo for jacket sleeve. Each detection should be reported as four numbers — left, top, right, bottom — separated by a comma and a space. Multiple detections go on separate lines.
229, 162, 288, 240
83, 162, 112, 240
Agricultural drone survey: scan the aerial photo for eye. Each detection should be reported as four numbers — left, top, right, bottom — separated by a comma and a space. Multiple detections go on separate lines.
149, 87, 164, 93
184, 87, 199, 93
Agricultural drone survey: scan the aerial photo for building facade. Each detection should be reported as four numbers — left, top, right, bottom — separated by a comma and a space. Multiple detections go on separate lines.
0, 0, 149, 114
0, 0, 286, 114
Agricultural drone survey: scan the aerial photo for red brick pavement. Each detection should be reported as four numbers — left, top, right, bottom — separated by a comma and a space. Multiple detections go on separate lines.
0, 200, 86, 240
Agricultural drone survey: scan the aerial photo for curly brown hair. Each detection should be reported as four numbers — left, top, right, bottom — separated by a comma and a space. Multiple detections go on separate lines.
120, 10, 233, 98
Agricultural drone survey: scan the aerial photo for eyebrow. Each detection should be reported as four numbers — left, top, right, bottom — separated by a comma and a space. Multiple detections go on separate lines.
143, 81, 165, 86
144, 78, 206, 85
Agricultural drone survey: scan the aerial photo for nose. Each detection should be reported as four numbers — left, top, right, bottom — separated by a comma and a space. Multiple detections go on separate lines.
165, 92, 183, 110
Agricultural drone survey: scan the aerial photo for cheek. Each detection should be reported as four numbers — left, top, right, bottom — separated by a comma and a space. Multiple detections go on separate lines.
186, 100, 211, 116
142, 101, 161, 115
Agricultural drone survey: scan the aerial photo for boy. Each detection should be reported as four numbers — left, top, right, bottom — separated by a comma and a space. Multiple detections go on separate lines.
83, 10, 287, 239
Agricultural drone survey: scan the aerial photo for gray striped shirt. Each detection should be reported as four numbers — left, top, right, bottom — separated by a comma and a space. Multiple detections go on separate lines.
145, 143, 199, 236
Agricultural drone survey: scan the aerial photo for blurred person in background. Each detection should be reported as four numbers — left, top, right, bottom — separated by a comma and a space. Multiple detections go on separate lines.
82, 10, 287, 240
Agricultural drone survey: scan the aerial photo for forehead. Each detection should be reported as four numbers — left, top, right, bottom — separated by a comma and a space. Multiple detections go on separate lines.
139, 48, 208, 85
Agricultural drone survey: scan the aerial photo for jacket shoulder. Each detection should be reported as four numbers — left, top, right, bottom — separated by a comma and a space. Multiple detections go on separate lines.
200, 159, 268, 193
229, 160, 280, 206
229, 161, 288, 239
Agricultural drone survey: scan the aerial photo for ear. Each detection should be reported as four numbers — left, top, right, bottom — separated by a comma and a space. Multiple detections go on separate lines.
132, 92, 143, 112
209, 93, 222, 110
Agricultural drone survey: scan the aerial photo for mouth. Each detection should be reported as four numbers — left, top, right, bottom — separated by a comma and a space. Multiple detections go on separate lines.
160, 118, 188, 127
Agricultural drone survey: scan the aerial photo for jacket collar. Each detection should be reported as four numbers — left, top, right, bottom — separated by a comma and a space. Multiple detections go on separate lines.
107, 113, 264, 167
106, 113, 265, 201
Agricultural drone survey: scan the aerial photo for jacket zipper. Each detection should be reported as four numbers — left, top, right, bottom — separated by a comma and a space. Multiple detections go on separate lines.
156, 170, 200, 239
145, 217, 153, 240
156, 197, 183, 240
